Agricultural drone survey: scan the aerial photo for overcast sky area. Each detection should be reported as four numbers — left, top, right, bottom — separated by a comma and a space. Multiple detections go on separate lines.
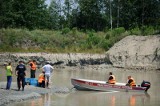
45, 0, 51, 5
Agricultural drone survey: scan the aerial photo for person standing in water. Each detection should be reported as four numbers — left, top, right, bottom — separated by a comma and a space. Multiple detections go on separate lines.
42, 61, 54, 88
29, 60, 37, 78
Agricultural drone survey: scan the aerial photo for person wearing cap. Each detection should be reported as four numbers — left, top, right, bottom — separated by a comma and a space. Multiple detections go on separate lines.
107, 72, 116, 84
15, 61, 26, 91
42, 61, 54, 88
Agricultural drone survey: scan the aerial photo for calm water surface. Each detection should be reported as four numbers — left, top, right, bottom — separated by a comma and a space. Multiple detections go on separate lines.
1, 66, 160, 106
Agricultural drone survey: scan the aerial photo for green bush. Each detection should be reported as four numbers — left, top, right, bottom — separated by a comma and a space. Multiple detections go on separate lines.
0, 27, 158, 53
98, 40, 109, 50
86, 32, 100, 46
61, 27, 70, 35
141, 26, 155, 36
130, 27, 141, 35
111, 27, 125, 36
72, 27, 77, 35
105, 33, 110, 39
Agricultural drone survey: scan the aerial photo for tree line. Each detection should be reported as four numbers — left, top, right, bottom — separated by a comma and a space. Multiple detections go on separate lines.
0, 0, 160, 31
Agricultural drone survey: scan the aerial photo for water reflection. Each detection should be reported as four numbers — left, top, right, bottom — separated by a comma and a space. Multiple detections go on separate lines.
49, 91, 150, 106
129, 95, 136, 106
6, 89, 151, 106
43, 93, 51, 106
25, 93, 51, 106
111, 96, 115, 106
67, 91, 150, 106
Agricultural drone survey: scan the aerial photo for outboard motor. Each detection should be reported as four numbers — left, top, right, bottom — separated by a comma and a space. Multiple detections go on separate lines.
141, 80, 151, 92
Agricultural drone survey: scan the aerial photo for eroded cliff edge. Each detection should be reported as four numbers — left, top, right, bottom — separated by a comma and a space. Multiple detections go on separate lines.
106, 35, 160, 70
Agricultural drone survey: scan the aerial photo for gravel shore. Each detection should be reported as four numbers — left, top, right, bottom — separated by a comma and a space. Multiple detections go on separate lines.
0, 82, 70, 106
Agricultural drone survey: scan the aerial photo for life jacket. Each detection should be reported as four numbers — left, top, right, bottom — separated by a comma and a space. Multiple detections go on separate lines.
108, 75, 116, 84
38, 73, 45, 83
129, 77, 136, 86
30, 62, 36, 70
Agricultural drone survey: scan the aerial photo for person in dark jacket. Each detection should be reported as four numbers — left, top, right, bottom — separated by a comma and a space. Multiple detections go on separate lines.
15, 61, 26, 91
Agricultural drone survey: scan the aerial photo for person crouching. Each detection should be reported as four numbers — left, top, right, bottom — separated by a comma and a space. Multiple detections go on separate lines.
38, 71, 45, 88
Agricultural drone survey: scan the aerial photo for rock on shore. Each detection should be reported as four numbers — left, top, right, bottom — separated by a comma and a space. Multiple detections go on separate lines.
106, 35, 160, 70
0, 53, 107, 67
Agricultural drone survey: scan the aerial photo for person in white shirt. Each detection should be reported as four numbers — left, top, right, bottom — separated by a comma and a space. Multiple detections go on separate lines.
42, 61, 54, 88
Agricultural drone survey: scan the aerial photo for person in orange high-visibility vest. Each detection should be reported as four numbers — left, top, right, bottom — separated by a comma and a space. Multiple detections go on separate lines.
126, 76, 136, 87
107, 72, 116, 84
38, 71, 45, 88
29, 60, 37, 78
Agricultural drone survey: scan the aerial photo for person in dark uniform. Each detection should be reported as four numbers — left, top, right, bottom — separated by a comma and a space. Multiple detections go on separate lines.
15, 61, 26, 91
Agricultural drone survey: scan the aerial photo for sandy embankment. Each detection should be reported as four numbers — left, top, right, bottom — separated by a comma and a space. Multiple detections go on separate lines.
0, 82, 70, 106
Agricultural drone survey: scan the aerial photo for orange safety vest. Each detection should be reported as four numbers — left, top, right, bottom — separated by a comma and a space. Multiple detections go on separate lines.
129, 77, 136, 86
38, 73, 45, 83
29, 62, 36, 70
108, 75, 116, 84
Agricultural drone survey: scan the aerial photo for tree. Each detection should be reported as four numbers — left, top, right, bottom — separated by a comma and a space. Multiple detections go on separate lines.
1, 0, 159, 31
76, 0, 107, 31
137, 0, 160, 27
48, 0, 62, 29
117, 0, 160, 29
63, 0, 75, 28
0, 0, 50, 29
0, 0, 15, 28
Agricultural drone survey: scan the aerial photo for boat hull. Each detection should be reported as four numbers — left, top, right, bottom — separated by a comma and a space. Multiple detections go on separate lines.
71, 78, 147, 92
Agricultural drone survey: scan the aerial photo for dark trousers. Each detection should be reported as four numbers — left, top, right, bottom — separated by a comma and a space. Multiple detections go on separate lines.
30, 70, 36, 78
17, 76, 25, 90
39, 81, 45, 88
6, 76, 12, 90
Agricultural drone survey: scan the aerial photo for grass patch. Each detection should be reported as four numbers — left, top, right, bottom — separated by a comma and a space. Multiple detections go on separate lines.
0, 27, 158, 53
